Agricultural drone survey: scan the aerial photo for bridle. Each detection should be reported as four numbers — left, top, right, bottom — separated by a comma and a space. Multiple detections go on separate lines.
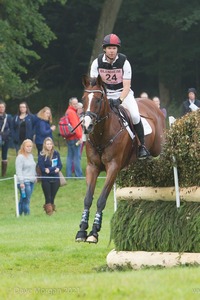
84, 88, 110, 124
83, 87, 125, 154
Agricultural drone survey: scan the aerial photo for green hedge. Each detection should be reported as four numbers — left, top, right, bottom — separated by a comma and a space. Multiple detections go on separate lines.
117, 110, 200, 188
111, 200, 200, 252
112, 112, 200, 253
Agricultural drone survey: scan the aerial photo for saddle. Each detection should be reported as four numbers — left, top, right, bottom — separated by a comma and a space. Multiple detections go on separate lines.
109, 102, 135, 138
110, 102, 152, 137
119, 106, 135, 133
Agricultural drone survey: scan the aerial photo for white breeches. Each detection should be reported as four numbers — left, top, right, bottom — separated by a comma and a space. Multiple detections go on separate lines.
107, 89, 141, 124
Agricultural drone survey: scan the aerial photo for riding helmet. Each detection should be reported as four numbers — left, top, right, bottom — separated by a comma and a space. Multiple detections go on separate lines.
102, 34, 121, 48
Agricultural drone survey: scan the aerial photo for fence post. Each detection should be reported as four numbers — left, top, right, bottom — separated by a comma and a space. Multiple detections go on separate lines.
113, 182, 117, 211
169, 116, 180, 208
14, 175, 19, 217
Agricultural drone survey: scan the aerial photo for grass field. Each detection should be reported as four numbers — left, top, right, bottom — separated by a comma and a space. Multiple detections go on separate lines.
1, 147, 200, 300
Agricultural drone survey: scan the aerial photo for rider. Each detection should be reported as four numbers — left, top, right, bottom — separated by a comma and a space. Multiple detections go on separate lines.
90, 33, 149, 159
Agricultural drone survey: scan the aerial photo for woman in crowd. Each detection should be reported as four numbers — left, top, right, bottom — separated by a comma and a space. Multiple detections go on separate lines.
12, 102, 36, 153
0, 100, 12, 177
38, 137, 62, 215
35, 107, 56, 155
15, 139, 36, 215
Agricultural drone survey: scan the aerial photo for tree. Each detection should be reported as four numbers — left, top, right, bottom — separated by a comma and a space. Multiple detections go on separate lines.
89, 0, 123, 66
115, 0, 200, 107
0, 0, 66, 100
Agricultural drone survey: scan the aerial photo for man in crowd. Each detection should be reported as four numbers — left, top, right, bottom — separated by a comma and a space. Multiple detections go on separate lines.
65, 97, 83, 178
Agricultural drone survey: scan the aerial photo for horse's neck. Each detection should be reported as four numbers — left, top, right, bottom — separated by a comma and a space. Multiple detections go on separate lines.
95, 109, 121, 136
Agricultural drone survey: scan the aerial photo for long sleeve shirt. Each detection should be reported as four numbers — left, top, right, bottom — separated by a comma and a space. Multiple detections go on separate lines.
38, 150, 62, 181
15, 154, 36, 184
35, 117, 53, 145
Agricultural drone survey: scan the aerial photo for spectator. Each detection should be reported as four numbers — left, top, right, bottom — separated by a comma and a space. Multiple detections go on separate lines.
15, 139, 36, 215
12, 102, 36, 153
71, 102, 86, 174
182, 88, 200, 116
0, 100, 12, 177
35, 107, 56, 155
65, 97, 83, 178
152, 96, 167, 118
38, 137, 62, 215
140, 92, 149, 99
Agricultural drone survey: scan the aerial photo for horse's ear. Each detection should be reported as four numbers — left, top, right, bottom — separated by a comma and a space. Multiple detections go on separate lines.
96, 75, 103, 87
82, 74, 90, 88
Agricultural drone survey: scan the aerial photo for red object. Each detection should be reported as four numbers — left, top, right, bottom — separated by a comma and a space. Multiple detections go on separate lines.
58, 114, 75, 139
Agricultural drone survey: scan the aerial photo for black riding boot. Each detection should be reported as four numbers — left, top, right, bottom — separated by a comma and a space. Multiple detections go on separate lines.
134, 120, 150, 159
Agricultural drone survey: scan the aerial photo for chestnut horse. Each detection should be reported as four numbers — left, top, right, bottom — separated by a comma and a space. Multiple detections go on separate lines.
75, 75, 165, 243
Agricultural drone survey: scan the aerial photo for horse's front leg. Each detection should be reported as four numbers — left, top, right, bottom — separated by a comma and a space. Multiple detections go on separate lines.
75, 163, 100, 242
86, 162, 120, 243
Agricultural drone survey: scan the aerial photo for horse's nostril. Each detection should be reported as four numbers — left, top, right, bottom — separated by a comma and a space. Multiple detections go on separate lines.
88, 124, 93, 132
84, 124, 93, 134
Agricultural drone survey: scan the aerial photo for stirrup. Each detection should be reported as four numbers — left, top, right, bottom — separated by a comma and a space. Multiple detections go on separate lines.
138, 145, 150, 160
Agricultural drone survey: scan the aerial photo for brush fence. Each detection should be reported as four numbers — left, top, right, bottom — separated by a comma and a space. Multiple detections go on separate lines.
107, 186, 200, 269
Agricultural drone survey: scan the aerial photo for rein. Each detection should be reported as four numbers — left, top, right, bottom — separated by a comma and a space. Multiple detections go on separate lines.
88, 126, 124, 154
71, 119, 83, 132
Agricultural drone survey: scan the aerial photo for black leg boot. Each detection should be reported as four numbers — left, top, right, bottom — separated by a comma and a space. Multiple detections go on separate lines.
75, 209, 89, 242
134, 120, 150, 159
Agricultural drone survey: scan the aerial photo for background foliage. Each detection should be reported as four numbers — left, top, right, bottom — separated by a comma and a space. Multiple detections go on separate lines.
0, 0, 66, 100
1, 0, 200, 117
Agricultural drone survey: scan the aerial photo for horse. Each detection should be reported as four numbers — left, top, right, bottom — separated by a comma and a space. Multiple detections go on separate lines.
75, 75, 166, 243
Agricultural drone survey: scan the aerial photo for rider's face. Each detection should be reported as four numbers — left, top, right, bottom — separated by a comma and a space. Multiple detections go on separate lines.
104, 46, 118, 60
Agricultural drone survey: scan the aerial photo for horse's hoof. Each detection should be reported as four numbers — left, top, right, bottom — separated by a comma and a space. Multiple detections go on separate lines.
75, 230, 87, 242
86, 235, 98, 243
86, 232, 98, 244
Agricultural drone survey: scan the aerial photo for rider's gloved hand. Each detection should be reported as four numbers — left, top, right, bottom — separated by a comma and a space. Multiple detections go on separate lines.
110, 98, 122, 108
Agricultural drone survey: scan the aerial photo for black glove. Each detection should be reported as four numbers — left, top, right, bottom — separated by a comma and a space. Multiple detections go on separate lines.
110, 98, 122, 108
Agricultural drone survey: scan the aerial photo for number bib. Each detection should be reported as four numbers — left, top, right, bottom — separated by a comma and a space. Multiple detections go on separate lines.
98, 68, 123, 85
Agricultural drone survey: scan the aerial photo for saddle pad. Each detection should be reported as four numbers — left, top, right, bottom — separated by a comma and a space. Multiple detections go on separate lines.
121, 113, 152, 139
141, 117, 152, 135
